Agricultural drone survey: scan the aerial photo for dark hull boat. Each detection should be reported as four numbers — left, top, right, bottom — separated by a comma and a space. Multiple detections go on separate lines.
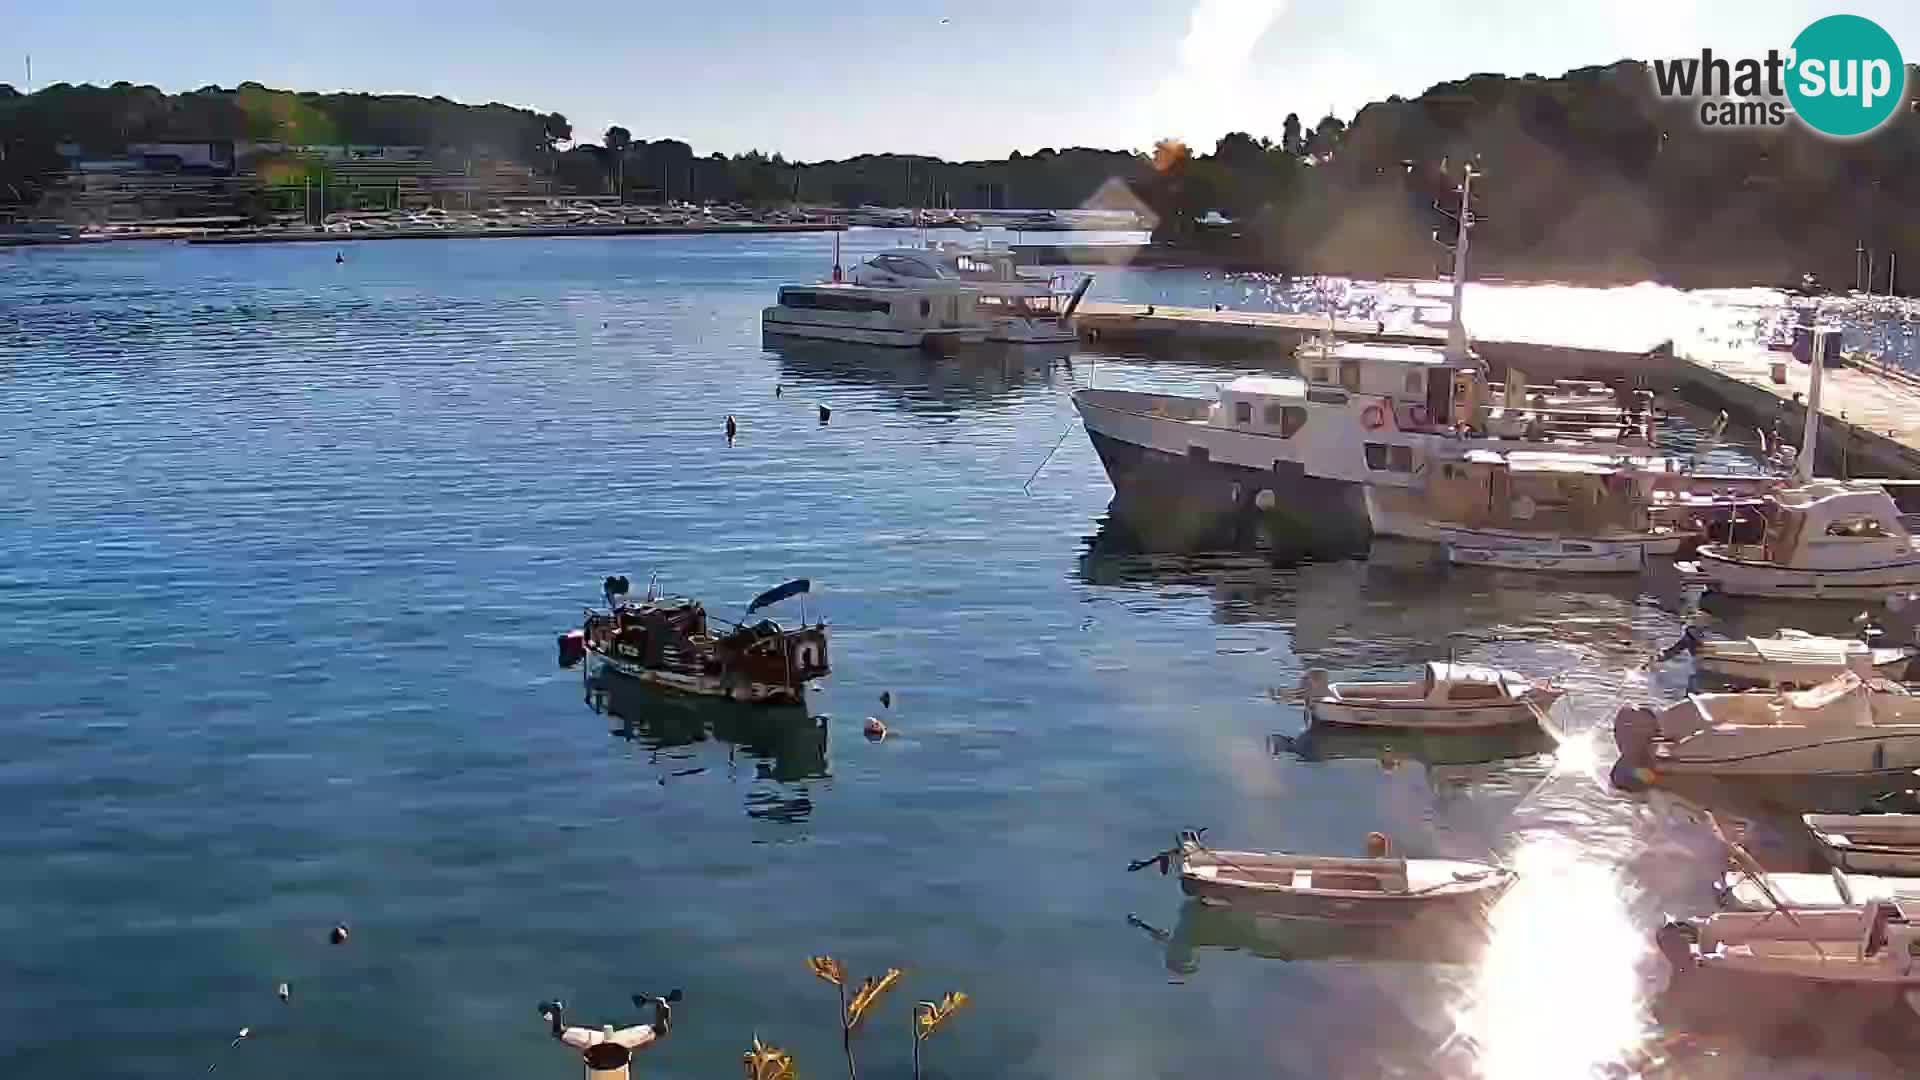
567, 576, 829, 706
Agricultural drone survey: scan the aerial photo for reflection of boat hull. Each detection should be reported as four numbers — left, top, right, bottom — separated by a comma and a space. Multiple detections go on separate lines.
1157, 899, 1483, 974
762, 317, 985, 351
1273, 725, 1553, 766
1448, 543, 1643, 573
585, 668, 829, 782
1084, 428, 1370, 559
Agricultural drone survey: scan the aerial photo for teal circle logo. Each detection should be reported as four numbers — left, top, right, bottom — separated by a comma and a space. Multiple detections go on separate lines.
1787, 15, 1906, 137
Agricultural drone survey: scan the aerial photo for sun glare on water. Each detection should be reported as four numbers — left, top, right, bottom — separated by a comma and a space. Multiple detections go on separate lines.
1457, 832, 1654, 1079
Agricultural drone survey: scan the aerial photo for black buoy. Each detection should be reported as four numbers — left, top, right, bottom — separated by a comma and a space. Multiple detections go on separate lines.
818, 404, 831, 425
879, 691, 891, 709
775, 383, 783, 397
329, 923, 350, 945
334, 252, 344, 264
725, 414, 738, 444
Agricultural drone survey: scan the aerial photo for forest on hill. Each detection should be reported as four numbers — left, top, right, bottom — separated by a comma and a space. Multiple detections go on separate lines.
5, 63, 1919, 289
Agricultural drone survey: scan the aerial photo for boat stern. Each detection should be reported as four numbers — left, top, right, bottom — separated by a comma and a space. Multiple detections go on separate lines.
784, 624, 831, 682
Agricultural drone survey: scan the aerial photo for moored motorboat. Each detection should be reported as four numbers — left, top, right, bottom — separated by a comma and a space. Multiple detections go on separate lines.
1127, 830, 1515, 922
761, 282, 987, 351
570, 575, 830, 706
1611, 673, 1920, 786
1678, 481, 1920, 600
851, 244, 1092, 344
1805, 814, 1920, 875
1667, 626, 1915, 688
1303, 662, 1562, 731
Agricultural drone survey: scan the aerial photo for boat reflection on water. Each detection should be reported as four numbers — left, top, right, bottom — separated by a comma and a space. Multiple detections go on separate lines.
584, 667, 828, 823
764, 336, 1068, 414
1131, 900, 1485, 977
1271, 724, 1555, 768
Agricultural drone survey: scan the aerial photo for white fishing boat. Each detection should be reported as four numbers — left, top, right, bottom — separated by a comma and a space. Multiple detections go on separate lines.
1806, 814, 1920, 875
761, 282, 986, 351
1447, 540, 1643, 573
1678, 481, 1920, 600
1719, 868, 1920, 911
1128, 830, 1515, 922
1612, 673, 1920, 783
850, 244, 1092, 344
1670, 627, 1915, 687
1303, 662, 1562, 730
1657, 901, 1920, 1022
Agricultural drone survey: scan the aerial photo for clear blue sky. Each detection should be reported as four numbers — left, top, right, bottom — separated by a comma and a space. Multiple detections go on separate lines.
11, 1, 1920, 160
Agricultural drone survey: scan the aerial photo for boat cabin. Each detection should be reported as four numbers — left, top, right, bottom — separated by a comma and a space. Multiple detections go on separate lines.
771, 283, 978, 330
588, 597, 710, 666
1295, 340, 1487, 432
1732, 482, 1920, 570
1414, 449, 1660, 535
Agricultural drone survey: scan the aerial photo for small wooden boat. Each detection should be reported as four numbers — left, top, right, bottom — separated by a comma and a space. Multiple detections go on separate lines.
1128, 831, 1515, 922
1656, 901, 1920, 1031
1448, 541, 1642, 573
1303, 662, 1562, 731
1719, 868, 1920, 912
1806, 814, 1920, 875
575, 575, 829, 706
1669, 626, 1914, 688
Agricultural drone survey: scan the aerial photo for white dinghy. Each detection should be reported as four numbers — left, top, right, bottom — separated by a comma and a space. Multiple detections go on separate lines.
1304, 662, 1562, 731
1127, 830, 1515, 923
1671, 626, 1914, 688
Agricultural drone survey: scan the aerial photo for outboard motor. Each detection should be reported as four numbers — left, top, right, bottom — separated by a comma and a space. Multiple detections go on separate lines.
1654, 918, 1700, 975
1659, 626, 1703, 662
1609, 705, 1661, 791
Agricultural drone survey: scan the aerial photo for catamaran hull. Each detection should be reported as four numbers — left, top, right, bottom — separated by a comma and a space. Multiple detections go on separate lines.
587, 651, 808, 706
1083, 428, 1371, 559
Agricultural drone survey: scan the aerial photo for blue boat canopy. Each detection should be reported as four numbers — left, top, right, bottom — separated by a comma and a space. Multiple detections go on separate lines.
747, 578, 811, 614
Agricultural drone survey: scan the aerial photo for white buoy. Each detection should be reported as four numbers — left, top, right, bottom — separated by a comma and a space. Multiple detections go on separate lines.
1253, 489, 1277, 512
863, 716, 888, 740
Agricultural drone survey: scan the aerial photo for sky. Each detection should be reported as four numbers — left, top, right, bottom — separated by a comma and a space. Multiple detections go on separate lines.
9, 0, 1920, 161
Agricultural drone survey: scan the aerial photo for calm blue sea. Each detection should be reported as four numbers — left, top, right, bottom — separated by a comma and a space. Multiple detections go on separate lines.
0, 230, 1908, 1079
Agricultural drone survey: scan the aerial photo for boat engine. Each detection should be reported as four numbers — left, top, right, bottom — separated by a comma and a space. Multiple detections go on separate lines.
1653, 918, 1701, 975
1609, 706, 1661, 791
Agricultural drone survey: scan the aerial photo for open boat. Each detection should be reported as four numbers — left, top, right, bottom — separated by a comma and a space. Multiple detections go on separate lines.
1668, 626, 1914, 688
1720, 868, 1920, 912
1805, 814, 1920, 875
573, 576, 829, 706
1447, 540, 1642, 573
1303, 662, 1562, 731
1656, 901, 1920, 1029
1128, 830, 1515, 922
1612, 673, 1920, 784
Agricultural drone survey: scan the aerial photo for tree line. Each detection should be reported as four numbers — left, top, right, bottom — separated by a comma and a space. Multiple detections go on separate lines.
7, 64, 1920, 290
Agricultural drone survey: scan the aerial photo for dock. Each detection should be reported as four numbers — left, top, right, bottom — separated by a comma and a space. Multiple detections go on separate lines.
1075, 300, 1920, 487
1074, 302, 1677, 379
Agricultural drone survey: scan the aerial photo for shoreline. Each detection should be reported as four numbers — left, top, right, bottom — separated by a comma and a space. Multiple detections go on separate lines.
1, 221, 846, 248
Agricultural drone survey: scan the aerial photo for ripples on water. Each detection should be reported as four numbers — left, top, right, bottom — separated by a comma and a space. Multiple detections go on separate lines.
0, 232, 1912, 1078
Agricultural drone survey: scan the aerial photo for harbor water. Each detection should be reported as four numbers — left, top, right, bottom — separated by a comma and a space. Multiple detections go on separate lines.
0, 232, 1912, 1078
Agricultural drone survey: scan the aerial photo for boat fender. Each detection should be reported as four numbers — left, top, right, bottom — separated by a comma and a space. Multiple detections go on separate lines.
1362, 404, 1388, 430
1254, 488, 1277, 512
558, 628, 587, 668
1409, 404, 1430, 426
